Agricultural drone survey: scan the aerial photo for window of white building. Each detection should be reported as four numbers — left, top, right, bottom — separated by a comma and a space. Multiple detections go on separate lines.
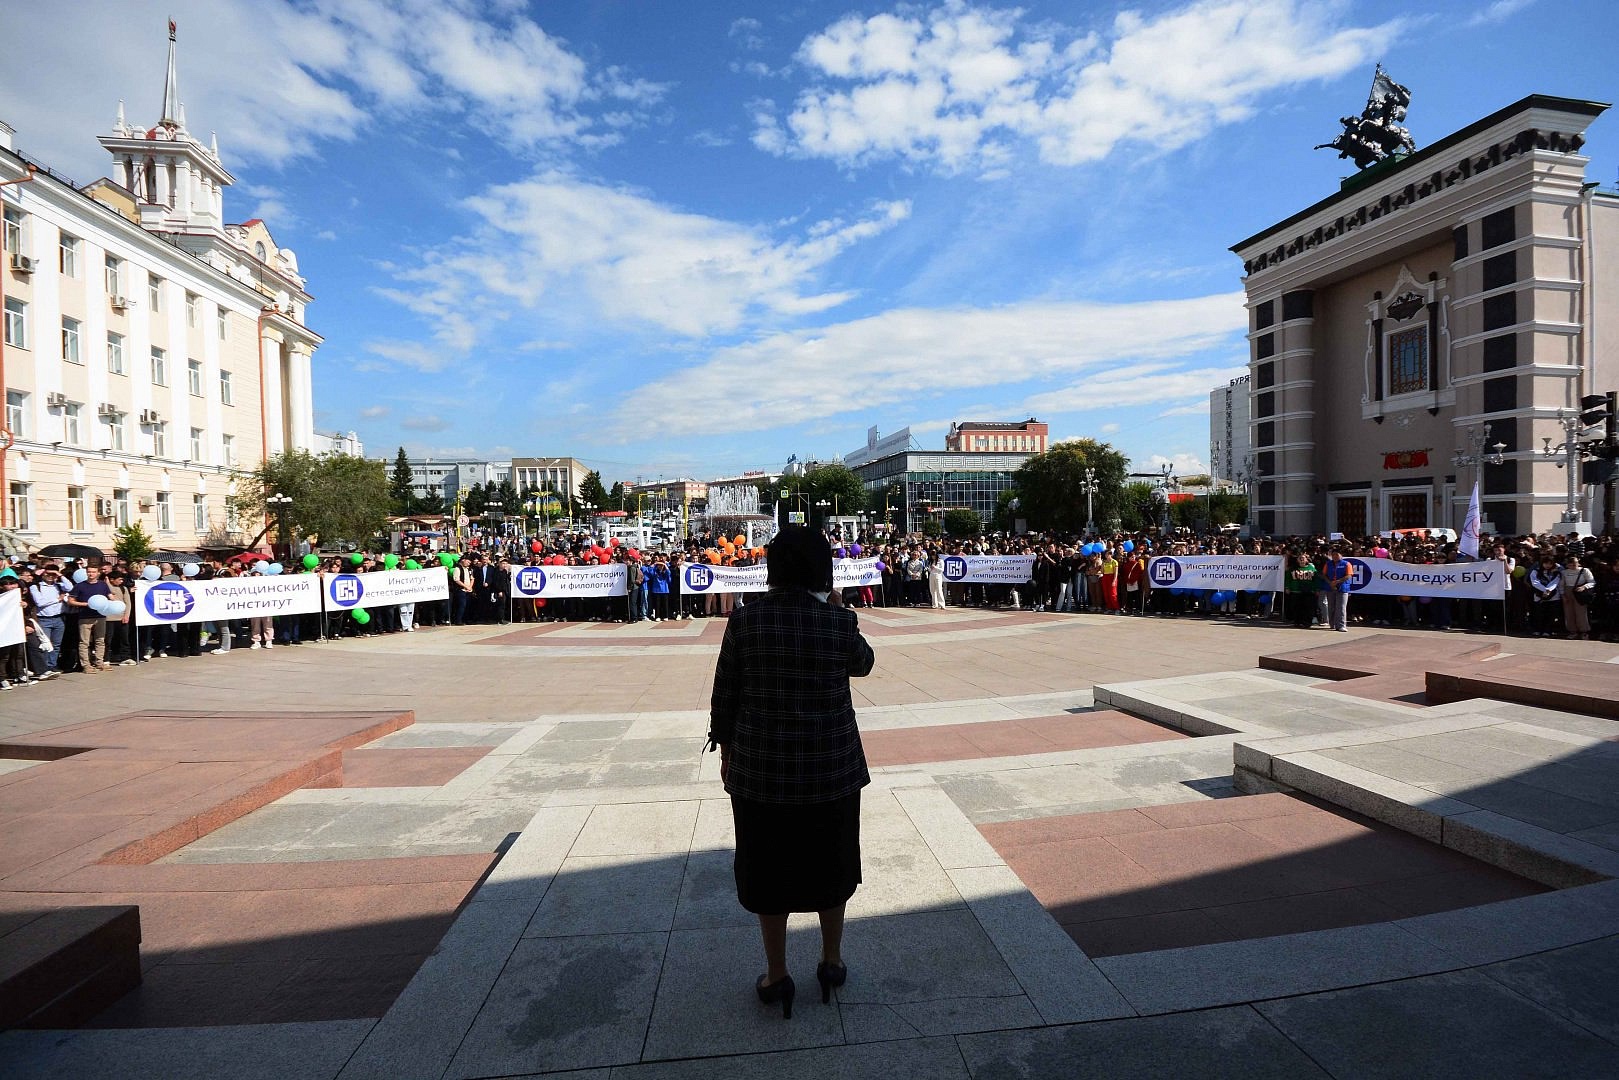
107, 331, 125, 375
105, 410, 125, 451
190, 426, 204, 462
4, 389, 26, 437
4, 297, 27, 349
155, 490, 172, 531
187, 358, 202, 397
113, 488, 131, 528
148, 274, 162, 313
67, 486, 87, 531
61, 316, 81, 364
216, 308, 227, 340
221, 433, 235, 466
193, 493, 207, 532
152, 421, 167, 458
2, 206, 24, 255
8, 481, 31, 531
59, 234, 80, 278
220, 369, 233, 405
63, 402, 82, 446
151, 347, 167, 385
105, 253, 122, 296
185, 292, 198, 328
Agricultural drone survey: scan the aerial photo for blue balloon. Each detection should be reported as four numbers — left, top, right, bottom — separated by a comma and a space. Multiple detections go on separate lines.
266, 563, 284, 576
182, 563, 200, 578
253, 561, 269, 574
142, 565, 161, 581
87, 594, 110, 614
1121, 540, 1134, 553
72, 568, 88, 584
101, 599, 127, 618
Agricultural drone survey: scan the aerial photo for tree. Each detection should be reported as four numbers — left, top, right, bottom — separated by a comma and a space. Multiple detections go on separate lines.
227, 449, 392, 549
417, 491, 446, 515
607, 481, 626, 512
389, 447, 415, 514
1119, 482, 1162, 532
1013, 439, 1130, 534
804, 463, 866, 516
943, 508, 982, 538
578, 470, 609, 514
113, 521, 155, 562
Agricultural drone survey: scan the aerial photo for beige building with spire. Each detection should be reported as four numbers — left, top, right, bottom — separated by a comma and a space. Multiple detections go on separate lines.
1, 21, 320, 551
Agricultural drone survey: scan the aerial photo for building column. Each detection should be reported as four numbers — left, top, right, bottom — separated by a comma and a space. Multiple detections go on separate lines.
1248, 289, 1317, 535
259, 326, 285, 458
286, 343, 315, 451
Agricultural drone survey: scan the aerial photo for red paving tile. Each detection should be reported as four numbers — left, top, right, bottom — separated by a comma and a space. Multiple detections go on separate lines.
863, 710, 1185, 767
333, 747, 492, 788
0, 708, 505, 1028
985, 792, 1548, 958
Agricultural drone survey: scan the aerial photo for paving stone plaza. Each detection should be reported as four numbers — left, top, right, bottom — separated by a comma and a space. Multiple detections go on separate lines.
3, 608, 1618, 1078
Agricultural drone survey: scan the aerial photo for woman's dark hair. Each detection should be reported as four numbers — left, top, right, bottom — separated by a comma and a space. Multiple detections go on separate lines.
766, 525, 833, 592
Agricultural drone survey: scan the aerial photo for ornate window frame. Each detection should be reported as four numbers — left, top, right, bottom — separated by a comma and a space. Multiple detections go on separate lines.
1362, 264, 1453, 421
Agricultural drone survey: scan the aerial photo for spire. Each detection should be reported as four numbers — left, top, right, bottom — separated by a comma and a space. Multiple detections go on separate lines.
159, 19, 180, 130
115, 99, 127, 135
209, 131, 219, 159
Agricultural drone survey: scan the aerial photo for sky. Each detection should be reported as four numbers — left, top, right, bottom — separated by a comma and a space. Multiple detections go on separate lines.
3, 0, 1615, 485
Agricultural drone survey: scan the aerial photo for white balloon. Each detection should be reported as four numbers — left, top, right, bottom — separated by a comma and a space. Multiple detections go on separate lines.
142, 565, 161, 581
182, 563, 200, 578
266, 563, 283, 576
253, 561, 269, 573
102, 600, 127, 617
87, 595, 110, 614
72, 568, 88, 584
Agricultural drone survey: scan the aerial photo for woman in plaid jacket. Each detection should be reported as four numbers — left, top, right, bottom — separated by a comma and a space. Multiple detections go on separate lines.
709, 525, 875, 1019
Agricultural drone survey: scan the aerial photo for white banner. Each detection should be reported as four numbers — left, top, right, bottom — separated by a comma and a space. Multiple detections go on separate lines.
324, 568, 449, 611
135, 574, 324, 626
0, 589, 23, 647
1342, 556, 1506, 600
941, 554, 1036, 585
681, 562, 768, 595
510, 563, 628, 598
834, 557, 883, 588
1147, 555, 1286, 592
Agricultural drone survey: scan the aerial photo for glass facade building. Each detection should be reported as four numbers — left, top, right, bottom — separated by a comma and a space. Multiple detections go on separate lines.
852, 450, 1033, 533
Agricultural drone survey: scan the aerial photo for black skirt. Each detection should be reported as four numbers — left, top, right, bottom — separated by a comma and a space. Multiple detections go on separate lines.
731, 791, 862, 915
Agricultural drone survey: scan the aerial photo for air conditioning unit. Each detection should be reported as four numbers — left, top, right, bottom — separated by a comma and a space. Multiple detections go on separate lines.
111, 295, 131, 312
139, 409, 160, 425
94, 496, 114, 518
45, 391, 68, 408
97, 402, 119, 419
9, 253, 35, 274
137, 498, 154, 511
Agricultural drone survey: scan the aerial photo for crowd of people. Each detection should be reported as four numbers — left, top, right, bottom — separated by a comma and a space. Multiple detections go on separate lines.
2, 525, 1611, 689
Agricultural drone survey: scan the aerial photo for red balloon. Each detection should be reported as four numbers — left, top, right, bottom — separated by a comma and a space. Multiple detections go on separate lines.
598, 552, 611, 564
536, 598, 547, 607
608, 537, 620, 547
626, 548, 640, 559
530, 541, 542, 553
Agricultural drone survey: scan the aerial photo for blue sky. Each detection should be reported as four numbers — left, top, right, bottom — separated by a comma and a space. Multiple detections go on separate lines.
4, 0, 1615, 485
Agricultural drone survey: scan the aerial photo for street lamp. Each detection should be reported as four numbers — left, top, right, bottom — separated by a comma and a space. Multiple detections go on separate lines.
815, 498, 830, 527
266, 492, 292, 559
1079, 466, 1097, 536
1452, 422, 1507, 532
1542, 412, 1589, 526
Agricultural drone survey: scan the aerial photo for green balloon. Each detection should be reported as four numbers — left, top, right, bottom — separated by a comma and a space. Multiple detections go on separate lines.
302, 554, 319, 570
350, 552, 364, 566
403, 559, 421, 570
438, 552, 455, 567
383, 554, 399, 570
351, 608, 371, 624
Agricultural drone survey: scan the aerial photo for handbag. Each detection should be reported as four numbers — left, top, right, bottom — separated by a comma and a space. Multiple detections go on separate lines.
1576, 588, 1592, 606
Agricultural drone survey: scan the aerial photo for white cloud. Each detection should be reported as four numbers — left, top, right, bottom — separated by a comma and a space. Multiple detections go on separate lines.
1023, 362, 1245, 414
616, 292, 1245, 437
385, 174, 910, 340
359, 405, 391, 419
1466, 0, 1535, 27
758, 0, 1400, 173
0, 0, 664, 181
1158, 401, 1212, 417
1099, 422, 1121, 434
729, 17, 767, 51
401, 414, 452, 433
1146, 452, 1209, 476
366, 340, 452, 373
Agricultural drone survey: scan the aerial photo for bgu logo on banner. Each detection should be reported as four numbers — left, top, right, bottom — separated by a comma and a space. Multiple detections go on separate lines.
1149, 558, 1182, 587
327, 575, 365, 608
684, 565, 713, 592
942, 556, 967, 581
1345, 559, 1373, 591
144, 581, 196, 621
514, 567, 546, 594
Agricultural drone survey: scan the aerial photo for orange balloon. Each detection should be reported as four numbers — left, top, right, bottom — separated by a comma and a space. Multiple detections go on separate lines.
752, 547, 764, 558
707, 550, 721, 564
733, 534, 745, 546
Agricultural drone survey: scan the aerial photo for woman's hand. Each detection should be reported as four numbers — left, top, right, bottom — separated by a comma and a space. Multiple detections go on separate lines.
719, 745, 729, 783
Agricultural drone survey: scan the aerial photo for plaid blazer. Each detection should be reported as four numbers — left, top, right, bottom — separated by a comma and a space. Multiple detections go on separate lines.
709, 589, 875, 804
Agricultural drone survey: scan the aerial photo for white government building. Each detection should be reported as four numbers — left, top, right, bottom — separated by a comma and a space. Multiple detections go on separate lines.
1, 23, 320, 551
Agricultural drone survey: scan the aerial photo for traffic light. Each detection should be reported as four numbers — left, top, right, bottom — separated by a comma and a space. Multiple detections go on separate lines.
1578, 393, 1613, 439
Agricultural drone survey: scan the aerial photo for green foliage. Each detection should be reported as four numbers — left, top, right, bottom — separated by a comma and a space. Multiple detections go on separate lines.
1012, 439, 1130, 533
1119, 482, 1163, 531
607, 481, 626, 512
578, 470, 609, 512
112, 521, 156, 561
1170, 491, 1248, 531
227, 450, 392, 548
416, 491, 446, 515
771, 464, 868, 518
920, 517, 942, 537
943, 507, 982, 538
389, 447, 415, 514
993, 487, 1020, 532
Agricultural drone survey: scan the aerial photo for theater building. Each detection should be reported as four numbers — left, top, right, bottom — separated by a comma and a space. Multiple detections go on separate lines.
1, 25, 320, 549
1233, 94, 1616, 537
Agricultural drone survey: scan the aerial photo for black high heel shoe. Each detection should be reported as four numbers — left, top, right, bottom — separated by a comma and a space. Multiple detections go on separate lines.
815, 960, 847, 1004
756, 974, 795, 1019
